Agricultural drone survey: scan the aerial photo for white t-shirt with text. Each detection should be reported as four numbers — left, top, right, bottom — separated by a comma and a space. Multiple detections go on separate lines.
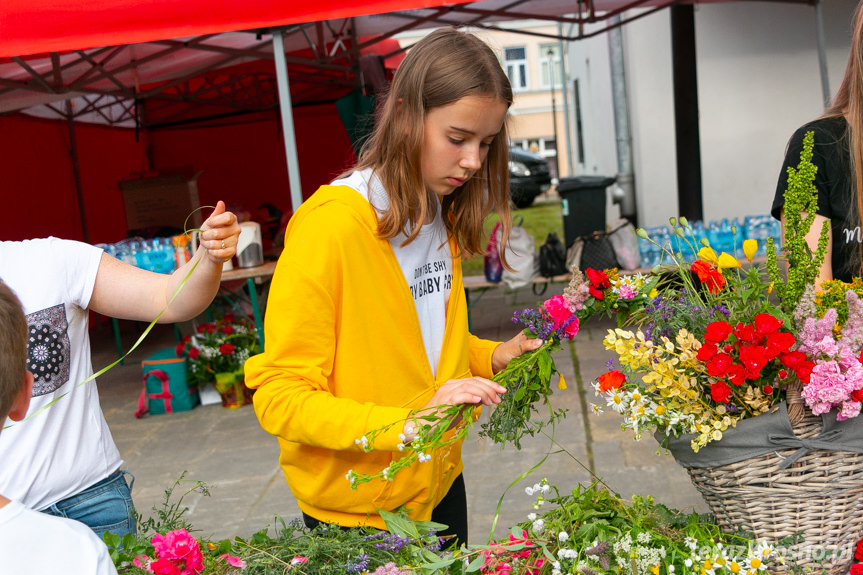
332, 169, 452, 376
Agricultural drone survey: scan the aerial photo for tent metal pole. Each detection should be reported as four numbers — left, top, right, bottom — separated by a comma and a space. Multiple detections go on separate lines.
608, 15, 637, 224
814, 0, 831, 109
65, 100, 89, 243
273, 30, 303, 212
557, 22, 574, 178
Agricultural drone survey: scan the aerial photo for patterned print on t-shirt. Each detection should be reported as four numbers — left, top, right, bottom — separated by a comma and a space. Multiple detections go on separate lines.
26, 304, 70, 396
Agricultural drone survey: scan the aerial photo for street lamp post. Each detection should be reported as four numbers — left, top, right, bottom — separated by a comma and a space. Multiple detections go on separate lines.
547, 48, 560, 180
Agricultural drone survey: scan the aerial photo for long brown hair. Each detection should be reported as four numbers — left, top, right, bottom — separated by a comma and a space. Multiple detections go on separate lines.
824, 0, 863, 273
350, 28, 514, 263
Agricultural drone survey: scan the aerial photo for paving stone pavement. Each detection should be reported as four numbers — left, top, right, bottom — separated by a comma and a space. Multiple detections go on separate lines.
92, 280, 707, 545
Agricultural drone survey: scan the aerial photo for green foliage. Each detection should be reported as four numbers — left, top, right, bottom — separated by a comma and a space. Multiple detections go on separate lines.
137, 471, 210, 537
479, 339, 568, 448
768, 131, 830, 312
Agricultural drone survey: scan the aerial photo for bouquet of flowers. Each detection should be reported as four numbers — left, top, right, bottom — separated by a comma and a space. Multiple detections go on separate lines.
584, 132, 835, 452
347, 287, 580, 488
176, 314, 260, 389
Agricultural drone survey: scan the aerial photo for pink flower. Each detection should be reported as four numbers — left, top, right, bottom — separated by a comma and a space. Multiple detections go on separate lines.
816, 335, 838, 358
218, 554, 248, 569
150, 558, 181, 575
543, 295, 572, 326
839, 401, 862, 421
134, 555, 151, 570
291, 556, 309, 565
152, 529, 204, 574
618, 285, 637, 300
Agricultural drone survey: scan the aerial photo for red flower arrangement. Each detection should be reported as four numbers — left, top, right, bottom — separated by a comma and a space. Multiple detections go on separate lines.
176, 316, 260, 385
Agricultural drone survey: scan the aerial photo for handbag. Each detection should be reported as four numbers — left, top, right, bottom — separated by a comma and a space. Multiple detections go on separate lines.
135, 347, 199, 418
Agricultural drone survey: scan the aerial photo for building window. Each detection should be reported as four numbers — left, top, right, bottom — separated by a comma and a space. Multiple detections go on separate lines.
539, 44, 562, 89
504, 47, 528, 92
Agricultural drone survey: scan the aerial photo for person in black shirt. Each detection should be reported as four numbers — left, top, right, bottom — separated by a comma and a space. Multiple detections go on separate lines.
772, 1, 863, 285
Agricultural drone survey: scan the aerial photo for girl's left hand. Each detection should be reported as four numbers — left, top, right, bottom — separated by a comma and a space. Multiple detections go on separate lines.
200, 201, 241, 264
491, 331, 544, 374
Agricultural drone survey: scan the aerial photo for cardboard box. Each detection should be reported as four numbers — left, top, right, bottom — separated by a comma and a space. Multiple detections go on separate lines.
119, 171, 203, 232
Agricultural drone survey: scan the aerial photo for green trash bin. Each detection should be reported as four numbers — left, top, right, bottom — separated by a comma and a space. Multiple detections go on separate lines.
557, 176, 616, 248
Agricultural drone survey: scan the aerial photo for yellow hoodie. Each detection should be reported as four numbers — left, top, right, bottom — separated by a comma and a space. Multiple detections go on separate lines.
245, 185, 500, 530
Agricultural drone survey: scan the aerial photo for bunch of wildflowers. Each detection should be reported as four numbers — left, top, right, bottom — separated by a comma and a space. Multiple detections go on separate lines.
567, 266, 658, 327
581, 207, 813, 451
793, 285, 863, 419
349, 288, 582, 488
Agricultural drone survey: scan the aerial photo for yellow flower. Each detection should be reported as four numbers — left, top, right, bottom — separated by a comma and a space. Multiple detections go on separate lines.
558, 374, 567, 390
651, 565, 660, 575
697, 246, 718, 265
742, 239, 758, 261
768, 281, 774, 294
717, 252, 741, 268
648, 288, 658, 298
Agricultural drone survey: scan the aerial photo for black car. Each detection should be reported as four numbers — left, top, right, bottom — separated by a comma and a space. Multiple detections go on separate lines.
508, 146, 552, 209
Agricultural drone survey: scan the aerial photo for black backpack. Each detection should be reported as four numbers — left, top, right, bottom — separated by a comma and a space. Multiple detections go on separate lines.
538, 232, 568, 278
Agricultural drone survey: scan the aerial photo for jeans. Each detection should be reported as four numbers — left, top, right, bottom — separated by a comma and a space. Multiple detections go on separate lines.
42, 469, 137, 539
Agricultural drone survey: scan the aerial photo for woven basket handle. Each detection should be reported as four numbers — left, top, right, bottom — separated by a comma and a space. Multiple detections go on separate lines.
785, 377, 818, 431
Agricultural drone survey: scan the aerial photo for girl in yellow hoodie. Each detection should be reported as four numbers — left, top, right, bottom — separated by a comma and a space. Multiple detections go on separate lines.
244, 28, 542, 547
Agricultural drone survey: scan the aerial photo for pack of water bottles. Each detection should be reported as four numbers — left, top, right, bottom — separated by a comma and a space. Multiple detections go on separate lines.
637, 215, 783, 269
96, 235, 193, 274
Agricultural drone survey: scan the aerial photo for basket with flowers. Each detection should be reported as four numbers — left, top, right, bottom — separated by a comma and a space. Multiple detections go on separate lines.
176, 313, 261, 408
578, 132, 863, 574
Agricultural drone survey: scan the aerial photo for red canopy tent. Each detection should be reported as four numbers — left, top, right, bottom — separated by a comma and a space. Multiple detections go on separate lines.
0, 0, 815, 243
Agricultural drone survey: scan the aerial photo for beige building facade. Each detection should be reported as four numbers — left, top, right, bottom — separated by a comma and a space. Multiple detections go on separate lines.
397, 22, 571, 180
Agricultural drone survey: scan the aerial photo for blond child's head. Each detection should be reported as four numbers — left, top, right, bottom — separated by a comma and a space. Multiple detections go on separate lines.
0, 279, 32, 425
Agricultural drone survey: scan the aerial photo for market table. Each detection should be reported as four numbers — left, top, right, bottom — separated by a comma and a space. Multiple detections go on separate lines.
219, 260, 278, 352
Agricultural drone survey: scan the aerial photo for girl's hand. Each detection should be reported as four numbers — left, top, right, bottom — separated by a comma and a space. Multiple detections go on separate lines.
403, 376, 506, 440
491, 331, 544, 373
200, 201, 241, 263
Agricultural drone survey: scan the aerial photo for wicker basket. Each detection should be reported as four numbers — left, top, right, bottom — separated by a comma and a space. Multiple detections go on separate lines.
681, 385, 863, 574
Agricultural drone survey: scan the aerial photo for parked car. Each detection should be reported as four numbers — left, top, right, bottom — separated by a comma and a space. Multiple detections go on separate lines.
508, 146, 552, 209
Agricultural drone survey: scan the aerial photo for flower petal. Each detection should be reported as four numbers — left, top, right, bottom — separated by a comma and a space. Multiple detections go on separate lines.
717, 252, 741, 268
697, 246, 718, 265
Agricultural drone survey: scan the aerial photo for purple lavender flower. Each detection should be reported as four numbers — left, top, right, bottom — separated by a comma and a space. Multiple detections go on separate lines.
605, 358, 615, 369
346, 554, 370, 573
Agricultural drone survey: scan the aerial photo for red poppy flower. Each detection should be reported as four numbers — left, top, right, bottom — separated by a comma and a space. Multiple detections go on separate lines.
188, 347, 200, 359
219, 343, 235, 355
706, 353, 733, 378
852, 388, 863, 403
598, 370, 626, 392
733, 323, 756, 343
856, 536, 863, 561
851, 564, 863, 575
696, 343, 718, 362
704, 321, 733, 344
710, 380, 732, 403
691, 260, 713, 282
753, 313, 783, 338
